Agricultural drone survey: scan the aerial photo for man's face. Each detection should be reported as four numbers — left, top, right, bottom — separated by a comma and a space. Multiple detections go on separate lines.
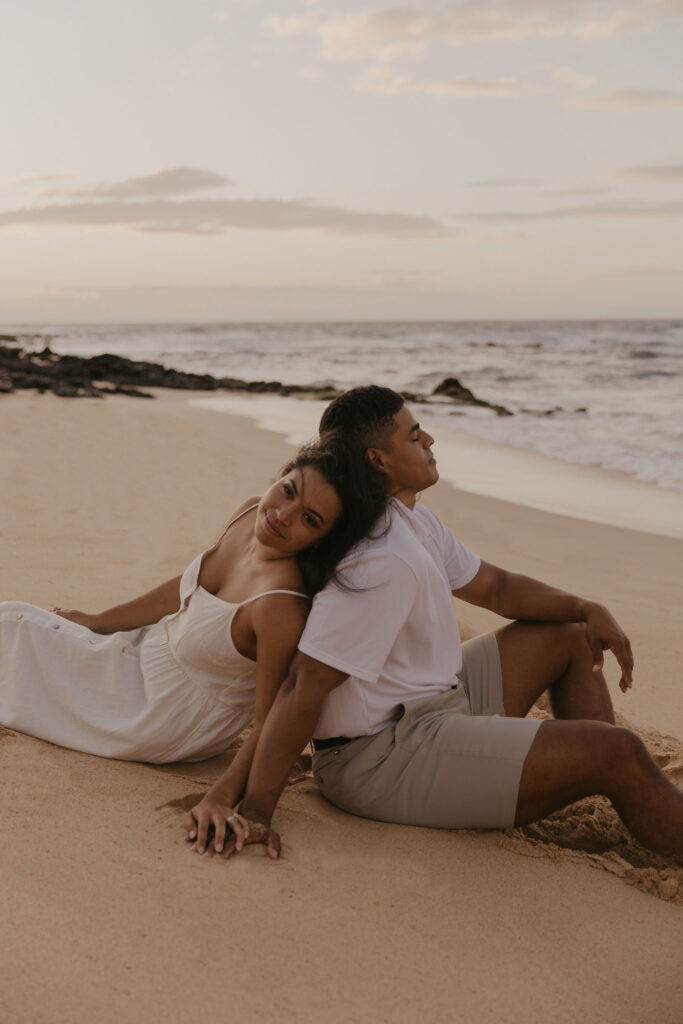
370, 405, 438, 502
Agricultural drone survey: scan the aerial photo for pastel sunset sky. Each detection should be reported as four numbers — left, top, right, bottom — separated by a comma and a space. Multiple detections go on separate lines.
2, 0, 682, 321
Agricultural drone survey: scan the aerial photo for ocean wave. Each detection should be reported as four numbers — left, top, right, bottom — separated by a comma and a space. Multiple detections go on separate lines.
5, 318, 682, 492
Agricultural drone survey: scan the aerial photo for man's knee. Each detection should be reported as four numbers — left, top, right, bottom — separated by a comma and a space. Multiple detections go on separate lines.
529, 720, 640, 777
593, 726, 651, 790
609, 726, 650, 767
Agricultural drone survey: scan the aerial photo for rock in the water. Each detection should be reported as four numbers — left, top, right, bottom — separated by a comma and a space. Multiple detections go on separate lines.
433, 377, 512, 416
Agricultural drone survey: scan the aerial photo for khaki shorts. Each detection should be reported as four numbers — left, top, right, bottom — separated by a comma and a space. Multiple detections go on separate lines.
312, 632, 541, 829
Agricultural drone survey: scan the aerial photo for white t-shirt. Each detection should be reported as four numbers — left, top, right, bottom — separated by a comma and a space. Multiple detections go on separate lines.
298, 498, 481, 738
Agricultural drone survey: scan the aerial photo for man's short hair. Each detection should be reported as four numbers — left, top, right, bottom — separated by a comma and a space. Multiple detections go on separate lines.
319, 385, 405, 452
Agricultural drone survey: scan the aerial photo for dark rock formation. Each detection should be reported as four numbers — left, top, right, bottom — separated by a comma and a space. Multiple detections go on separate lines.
433, 377, 512, 416
0, 336, 516, 419
0, 342, 317, 400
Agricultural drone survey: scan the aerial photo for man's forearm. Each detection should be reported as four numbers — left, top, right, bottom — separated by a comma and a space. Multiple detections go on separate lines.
206, 727, 262, 808
492, 571, 593, 623
239, 678, 324, 824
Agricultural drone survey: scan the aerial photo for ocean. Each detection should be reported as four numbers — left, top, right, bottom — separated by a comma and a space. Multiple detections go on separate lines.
9, 319, 682, 495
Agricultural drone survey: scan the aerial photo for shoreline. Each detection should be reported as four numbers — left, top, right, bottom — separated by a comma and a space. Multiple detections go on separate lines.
190, 392, 683, 540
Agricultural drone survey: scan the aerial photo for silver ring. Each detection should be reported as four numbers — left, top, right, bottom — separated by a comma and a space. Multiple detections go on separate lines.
227, 814, 239, 823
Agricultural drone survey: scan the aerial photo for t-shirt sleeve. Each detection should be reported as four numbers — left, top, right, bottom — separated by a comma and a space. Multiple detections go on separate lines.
298, 550, 418, 684
421, 507, 481, 589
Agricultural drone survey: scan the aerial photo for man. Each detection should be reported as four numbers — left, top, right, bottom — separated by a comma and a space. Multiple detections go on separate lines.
195, 386, 682, 859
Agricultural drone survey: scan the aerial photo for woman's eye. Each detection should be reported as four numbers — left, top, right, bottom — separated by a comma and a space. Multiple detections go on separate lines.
304, 514, 316, 527
283, 483, 292, 495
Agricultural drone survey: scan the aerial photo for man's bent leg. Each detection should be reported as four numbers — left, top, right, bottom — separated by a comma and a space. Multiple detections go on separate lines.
496, 621, 615, 723
516, 720, 683, 856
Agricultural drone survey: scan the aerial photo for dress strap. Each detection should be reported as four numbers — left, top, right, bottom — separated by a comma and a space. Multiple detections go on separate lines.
237, 589, 311, 608
220, 502, 259, 540
201, 502, 260, 568
179, 503, 261, 605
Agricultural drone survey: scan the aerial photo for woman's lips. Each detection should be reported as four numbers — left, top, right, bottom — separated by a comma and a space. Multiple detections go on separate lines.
264, 512, 284, 538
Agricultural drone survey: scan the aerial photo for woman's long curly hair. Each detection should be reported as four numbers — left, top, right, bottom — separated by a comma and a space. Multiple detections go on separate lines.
281, 438, 389, 595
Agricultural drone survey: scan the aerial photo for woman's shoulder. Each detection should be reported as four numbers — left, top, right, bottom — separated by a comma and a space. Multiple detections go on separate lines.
213, 496, 261, 544
249, 573, 311, 635
227, 496, 261, 523
261, 557, 310, 599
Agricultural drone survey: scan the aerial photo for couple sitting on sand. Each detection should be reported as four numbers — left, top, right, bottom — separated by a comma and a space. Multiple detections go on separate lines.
1, 386, 681, 859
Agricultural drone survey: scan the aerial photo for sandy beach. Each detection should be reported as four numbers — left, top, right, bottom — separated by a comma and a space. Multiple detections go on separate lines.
1, 390, 682, 1024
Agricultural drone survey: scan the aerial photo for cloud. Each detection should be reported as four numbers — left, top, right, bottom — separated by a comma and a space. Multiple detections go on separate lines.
12, 172, 75, 187
461, 198, 683, 222
0, 194, 449, 239
546, 65, 599, 89
545, 187, 611, 196
580, 89, 683, 109
370, 268, 440, 290
44, 167, 234, 199
359, 66, 518, 97
614, 163, 683, 180
263, 2, 681, 61
263, 14, 318, 37
467, 178, 539, 188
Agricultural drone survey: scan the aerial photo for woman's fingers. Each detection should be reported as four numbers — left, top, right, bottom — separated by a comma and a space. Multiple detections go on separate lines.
185, 806, 249, 856
53, 608, 79, 623
195, 812, 212, 855
213, 814, 227, 854
184, 811, 198, 842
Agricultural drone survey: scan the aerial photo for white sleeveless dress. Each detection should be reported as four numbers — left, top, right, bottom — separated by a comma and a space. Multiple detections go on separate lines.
0, 507, 309, 763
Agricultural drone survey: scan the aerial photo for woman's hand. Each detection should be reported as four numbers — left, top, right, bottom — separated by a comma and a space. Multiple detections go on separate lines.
52, 608, 105, 632
184, 795, 250, 857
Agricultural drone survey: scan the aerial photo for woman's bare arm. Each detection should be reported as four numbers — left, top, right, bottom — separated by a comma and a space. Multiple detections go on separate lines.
55, 498, 261, 634
55, 575, 182, 633
185, 592, 310, 856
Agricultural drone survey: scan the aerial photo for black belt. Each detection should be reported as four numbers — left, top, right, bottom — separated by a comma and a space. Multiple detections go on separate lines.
311, 736, 356, 751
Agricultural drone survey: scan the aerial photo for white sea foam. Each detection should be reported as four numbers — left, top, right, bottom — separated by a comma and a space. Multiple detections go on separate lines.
190, 393, 683, 539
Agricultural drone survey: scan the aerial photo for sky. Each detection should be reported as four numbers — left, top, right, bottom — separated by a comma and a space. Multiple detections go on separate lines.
1, 0, 682, 322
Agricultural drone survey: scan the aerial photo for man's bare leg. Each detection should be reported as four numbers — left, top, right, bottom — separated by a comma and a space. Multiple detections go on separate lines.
496, 621, 615, 723
516, 720, 683, 856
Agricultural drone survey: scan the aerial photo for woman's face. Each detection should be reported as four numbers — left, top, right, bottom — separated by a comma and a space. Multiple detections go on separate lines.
256, 464, 342, 555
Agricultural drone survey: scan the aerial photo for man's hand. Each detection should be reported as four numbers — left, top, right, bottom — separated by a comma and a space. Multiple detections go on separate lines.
222, 810, 281, 861
185, 795, 250, 857
583, 601, 634, 692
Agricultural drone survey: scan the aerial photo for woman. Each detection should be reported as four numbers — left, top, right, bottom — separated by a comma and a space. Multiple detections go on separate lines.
0, 439, 387, 832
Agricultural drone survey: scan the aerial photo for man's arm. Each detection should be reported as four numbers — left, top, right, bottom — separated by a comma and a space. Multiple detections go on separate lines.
230, 652, 348, 856
454, 561, 633, 687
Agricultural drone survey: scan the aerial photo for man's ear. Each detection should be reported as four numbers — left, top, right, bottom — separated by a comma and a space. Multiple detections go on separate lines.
366, 447, 387, 469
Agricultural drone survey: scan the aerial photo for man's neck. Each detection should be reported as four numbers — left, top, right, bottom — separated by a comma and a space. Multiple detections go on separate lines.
392, 488, 418, 509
